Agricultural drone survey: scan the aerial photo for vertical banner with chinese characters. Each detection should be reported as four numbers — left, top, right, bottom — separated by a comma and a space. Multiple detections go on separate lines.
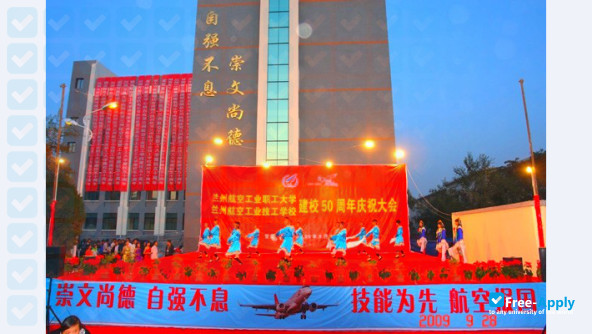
49, 279, 546, 330
201, 165, 410, 252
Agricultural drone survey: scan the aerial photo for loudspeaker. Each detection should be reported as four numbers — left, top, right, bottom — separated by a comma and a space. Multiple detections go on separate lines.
46, 246, 66, 278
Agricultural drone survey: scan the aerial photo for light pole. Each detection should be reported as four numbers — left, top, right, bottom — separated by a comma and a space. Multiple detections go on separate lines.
519, 78, 545, 281
48, 84, 66, 247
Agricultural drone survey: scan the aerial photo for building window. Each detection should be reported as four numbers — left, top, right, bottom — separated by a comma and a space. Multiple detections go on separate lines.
165, 213, 177, 231
167, 191, 178, 200
105, 191, 120, 201
84, 213, 97, 230
84, 191, 99, 200
75, 78, 85, 90
130, 191, 141, 200
67, 142, 76, 153
266, 0, 290, 166
147, 191, 158, 200
128, 213, 139, 230
102, 213, 117, 230
144, 213, 155, 231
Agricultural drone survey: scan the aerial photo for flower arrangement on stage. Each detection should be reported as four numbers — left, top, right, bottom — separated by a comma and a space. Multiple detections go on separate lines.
60, 252, 543, 286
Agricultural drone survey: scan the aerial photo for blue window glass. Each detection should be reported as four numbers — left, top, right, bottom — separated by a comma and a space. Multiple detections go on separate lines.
278, 44, 289, 63
267, 123, 278, 141
278, 65, 289, 81
270, 0, 279, 12
267, 142, 278, 159
277, 142, 289, 159
279, 28, 289, 43
278, 12, 289, 27
269, 13, 279, 27
269, 28, 279, 43
268, 44, 278, 64
268, 65, 278, 81
277, 100, 289, 121
268, 82, 278, 99
278, 123, 289, 141
278, 82, 289, 98
279, 0, 290, 11
267, 100, 278, 122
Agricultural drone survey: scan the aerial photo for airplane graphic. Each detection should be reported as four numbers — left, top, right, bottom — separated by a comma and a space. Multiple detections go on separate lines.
239, 286, 338, 319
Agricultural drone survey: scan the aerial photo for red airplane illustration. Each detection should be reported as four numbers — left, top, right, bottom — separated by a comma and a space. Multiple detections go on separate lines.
239, 286, 338, 319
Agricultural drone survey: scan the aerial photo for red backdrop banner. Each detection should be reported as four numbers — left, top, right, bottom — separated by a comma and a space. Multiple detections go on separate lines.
200, 165, 410, 252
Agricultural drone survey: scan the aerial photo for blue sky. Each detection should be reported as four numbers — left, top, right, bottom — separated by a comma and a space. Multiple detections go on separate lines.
46, 0, 546, 194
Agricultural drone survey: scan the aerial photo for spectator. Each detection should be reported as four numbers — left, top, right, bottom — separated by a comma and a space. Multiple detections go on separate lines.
49, 315, 90, 334
165, 240, 174, 257
151, 241, 159, 260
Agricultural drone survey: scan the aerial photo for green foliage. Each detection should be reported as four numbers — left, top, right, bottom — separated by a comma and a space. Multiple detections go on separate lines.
427, 270, 435, 281
410, 151, 546, 230
439, 267, 449, 279
501, 265, 524, 279
265, 270, 277, 281
325, 271, 334, 281
139, 267, 150, 276
349, 270, 359, 281
475, 267, 487, 280
378, 269, 391, 280
464, 270, 473, 280
113, 266, 123, 275
294, 265, 304, 279
207, 268, 218, 278
410, 269, 420, 282
82, 263, 97, 275
236, 271, 247, 281
184, 266, 193, 277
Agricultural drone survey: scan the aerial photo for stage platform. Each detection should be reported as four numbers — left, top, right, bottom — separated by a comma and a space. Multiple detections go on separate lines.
60, 250, 540, 285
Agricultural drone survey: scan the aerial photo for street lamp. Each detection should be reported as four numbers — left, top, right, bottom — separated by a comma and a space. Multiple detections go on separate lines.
519, 78, 545, 281
394, 149, 405, 162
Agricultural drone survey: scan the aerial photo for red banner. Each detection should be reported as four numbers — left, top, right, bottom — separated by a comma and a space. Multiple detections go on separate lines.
200, 165, 410, 252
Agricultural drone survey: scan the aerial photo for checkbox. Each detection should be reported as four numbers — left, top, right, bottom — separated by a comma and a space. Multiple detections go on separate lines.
7, 295, 37, 326
7, 116, 37, 146
7, 259, 37, 290
8, 80, 38, 110
7, 7, 38, 38
7, 152, 37, 182
489, 292, 505, 308
7, 188, 37, 218
8, 44, 37, 74
8, 224, 37, 254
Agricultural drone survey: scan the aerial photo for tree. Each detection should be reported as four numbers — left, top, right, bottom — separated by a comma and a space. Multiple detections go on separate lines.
46, 115, 85, 250
410, 151, 546, 237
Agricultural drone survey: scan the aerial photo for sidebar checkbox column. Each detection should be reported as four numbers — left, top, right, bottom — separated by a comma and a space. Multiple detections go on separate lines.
1, 1, 45, 333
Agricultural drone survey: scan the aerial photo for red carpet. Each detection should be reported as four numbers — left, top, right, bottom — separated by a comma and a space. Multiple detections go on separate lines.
61, 251, 540, 285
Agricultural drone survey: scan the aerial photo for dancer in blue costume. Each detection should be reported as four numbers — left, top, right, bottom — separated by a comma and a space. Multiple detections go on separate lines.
198, 221, 211, 258
226, 221, 242, 264
365, 219, 383, 261
275, 217, 295, 262
246, 226, 260, 257
416, 220, 427, 254
330, 221, 347, 260
389, 220, 405, 258
293, 223, 304, 254
435, 220, 449, 262
208, 218, 221, 262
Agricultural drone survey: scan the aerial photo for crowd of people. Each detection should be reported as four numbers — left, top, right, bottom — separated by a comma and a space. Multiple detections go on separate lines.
71, 238, 179, 263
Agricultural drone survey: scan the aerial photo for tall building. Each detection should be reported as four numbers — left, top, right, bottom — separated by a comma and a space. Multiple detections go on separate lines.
65, 0, 395, 248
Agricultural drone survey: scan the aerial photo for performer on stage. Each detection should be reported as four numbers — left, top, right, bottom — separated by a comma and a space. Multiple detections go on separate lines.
389, 220, 405, 258
448, 218, 467, 263
208, 218, 221, 262
435, 220, 448, 262
346, 226, 368, 254
330, 221, 347, 260
275, 217, 295, 262
246, 226, 260, 257
226, 221, 242, 264
293, 223, 304, 254
417, 220, 427, 254
365, 219, 382, 261
198, 221, 212, 258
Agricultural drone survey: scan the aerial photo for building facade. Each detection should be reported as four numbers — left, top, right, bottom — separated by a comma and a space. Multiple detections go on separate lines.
65, 0, 396, 249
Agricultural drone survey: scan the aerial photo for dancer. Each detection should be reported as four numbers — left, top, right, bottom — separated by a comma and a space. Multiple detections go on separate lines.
275, 217, 295, 263
226, 221, 242, 264
365, 219, 382, 261
246, 226, 260, 257
346, 226, 368, 254
293, 223, 304, 254
448, 218, 467, 263
208, 218, 221, 262
389, 220, 405, 258
330, 221, 347, 260
435, 220, 448, 262
198, 221, 212, 258
417, 220, 427, 254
